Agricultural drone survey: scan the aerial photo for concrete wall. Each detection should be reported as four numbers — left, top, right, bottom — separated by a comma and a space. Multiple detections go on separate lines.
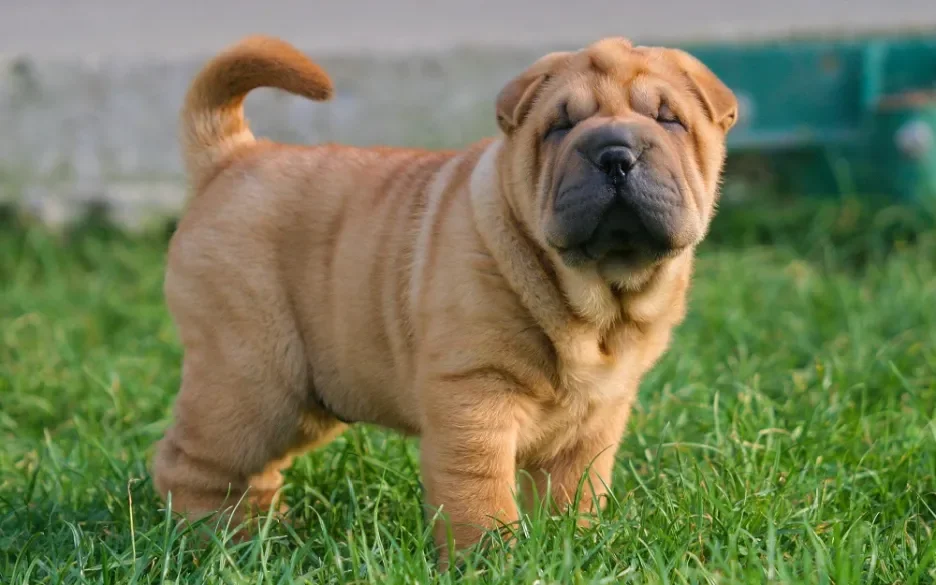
2, 0, 935, 228
1, 48, 534, 228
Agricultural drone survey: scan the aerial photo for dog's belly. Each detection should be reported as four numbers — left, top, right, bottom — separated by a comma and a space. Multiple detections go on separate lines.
291, 268, 422, 433
293, 226, 423, 434
307, 343, 419, 433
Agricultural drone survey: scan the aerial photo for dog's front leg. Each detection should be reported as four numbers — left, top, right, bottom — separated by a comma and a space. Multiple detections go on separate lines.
520, 408, 628, 521
419, 377, 520, 567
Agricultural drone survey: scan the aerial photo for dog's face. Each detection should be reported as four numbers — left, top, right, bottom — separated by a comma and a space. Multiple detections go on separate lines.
495, 38, 737, 288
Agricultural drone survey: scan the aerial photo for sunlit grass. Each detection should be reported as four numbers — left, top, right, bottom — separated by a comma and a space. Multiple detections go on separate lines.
2, 198, 935, 583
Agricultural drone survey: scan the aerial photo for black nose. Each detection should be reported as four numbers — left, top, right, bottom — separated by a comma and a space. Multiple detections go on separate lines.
595, 146, 638, 181
580, 124, 643, 182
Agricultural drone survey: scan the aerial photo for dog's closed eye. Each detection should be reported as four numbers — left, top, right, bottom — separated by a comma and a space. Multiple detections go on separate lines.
545, 102, 575, 140
656, 103, 686, 131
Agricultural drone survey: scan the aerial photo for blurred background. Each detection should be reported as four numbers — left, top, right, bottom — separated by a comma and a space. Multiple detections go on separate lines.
2, 0, 936, 229
5, 0, 936, 57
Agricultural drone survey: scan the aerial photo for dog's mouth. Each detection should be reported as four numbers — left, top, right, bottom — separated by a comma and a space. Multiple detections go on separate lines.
550, 223, 679, 269
546, 168, 692, 271
555, 242, 672, 270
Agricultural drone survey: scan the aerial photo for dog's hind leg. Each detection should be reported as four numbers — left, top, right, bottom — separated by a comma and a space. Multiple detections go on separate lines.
151, 261, 345, 532
244, 407, 348, 513
152, 337, 347, 530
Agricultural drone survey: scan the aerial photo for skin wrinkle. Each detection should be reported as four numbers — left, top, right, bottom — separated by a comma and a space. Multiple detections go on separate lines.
151, 35, 738, 567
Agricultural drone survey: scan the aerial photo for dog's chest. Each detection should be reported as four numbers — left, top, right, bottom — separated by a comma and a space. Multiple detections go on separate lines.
517, 323, 671, 461
561, 353, 635, 401
556, 329, 650, 401
517, 351, 639, 461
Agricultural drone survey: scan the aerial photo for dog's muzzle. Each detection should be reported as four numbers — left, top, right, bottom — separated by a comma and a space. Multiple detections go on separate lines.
546, 122, 699, 267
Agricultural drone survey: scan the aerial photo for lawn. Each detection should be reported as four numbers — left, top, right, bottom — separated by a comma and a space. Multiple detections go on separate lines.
1, 198, 935, 584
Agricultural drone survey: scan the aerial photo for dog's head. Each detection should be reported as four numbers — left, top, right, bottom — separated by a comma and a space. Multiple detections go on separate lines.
495, 38, 737, 289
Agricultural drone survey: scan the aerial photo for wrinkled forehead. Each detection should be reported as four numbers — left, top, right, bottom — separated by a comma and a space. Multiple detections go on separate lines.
547, 39, 691, 111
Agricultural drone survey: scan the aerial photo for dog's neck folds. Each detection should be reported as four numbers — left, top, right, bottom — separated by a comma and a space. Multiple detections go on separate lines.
469, 138, 691, 362
469, 140, 601, 353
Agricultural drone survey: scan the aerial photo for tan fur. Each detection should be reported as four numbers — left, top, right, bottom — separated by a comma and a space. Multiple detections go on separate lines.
151, 35, 736, 565
179, 35, 334, 193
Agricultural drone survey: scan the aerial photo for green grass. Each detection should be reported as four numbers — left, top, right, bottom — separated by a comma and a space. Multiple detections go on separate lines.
2, 198, 935, 584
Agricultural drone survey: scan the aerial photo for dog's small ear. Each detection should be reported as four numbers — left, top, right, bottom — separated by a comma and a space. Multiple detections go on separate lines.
496, 52, 571, 135
667, 49, 738, 133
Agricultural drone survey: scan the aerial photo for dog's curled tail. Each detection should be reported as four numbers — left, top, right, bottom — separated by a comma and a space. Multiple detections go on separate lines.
180, 35, 333, 192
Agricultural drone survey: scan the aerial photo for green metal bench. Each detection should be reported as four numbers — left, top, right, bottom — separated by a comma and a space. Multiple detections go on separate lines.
681, 35, 936, 202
